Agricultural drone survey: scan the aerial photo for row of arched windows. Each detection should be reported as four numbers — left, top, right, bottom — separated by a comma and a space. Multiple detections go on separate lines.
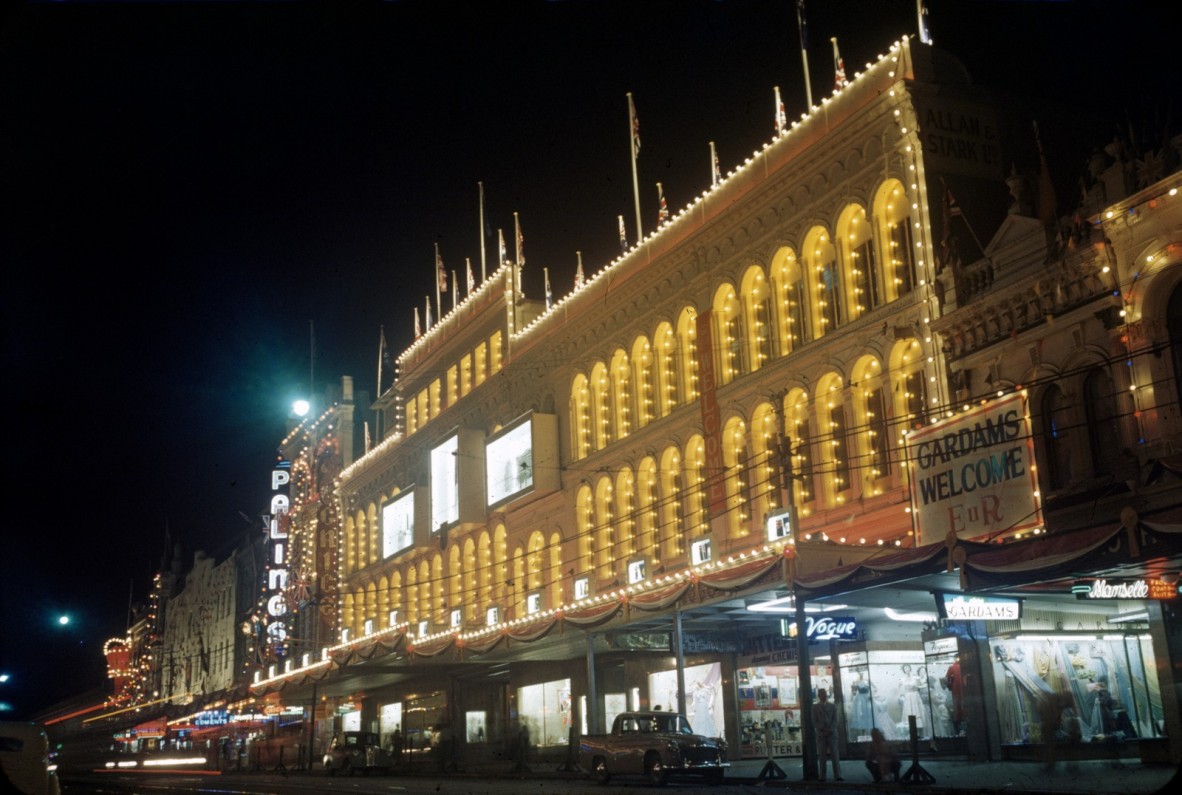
570, 178, 917, 459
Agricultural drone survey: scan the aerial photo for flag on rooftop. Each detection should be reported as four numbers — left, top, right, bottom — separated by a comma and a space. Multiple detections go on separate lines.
425, 296, 432, 330
657, 182, 669, 225
618, 214, 627, 253
436, 242, 447, 293
414, 306, 421, 339
832, 37, 849, 90
575, 251, 585, 288
498, 228, 508, 266
628, 92, 640, 158
544, 267, 552, 310
710, 141, 720, 187
466, 258, 475, 296
515, 212, 524, 267
774, 86, 787, 135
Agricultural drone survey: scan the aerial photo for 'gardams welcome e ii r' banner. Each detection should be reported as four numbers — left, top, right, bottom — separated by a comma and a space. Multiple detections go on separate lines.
905, 392, 1043, 546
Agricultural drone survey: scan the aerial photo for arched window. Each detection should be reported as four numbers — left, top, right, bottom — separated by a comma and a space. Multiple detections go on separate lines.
722, 416, 750, 540
852, 356, 890, 495
448, 544, 462, 623
654, 321, 680, 415
742, 265, 775, 371
418, 560, 431, 626
658, 446, 684, 560
526, 531, 545, 592
751, 402, 779, 524
1042, 384, 1074, 490
611, 348, 632, 439
804, 227, 840, 336
571, 373, 591, 460
785, 389, 814, 511
770, 247, 807, 353
595, 476, 615, 581
817, 373, 851, 506
891, 338, 928, 435
493, 524, 508, 606
406, 566, 419, 624
615, 467, 637, 561
677, 307, 700, 401
388, 570, 403, 627
476, 532, 491, 613
632, 336, 655, 429
1168, 285, 1182, 420
462, 539, 477, 620
590, 361, 611, 450
874, 178, 916, 301
838, 204, 879, 319
637, 457, 659, 560
714, 284, 743, 383
576, 486, 594, 578
1085, 368, 1122, 476
684, 435, 708, 540
548, 532, 563, 612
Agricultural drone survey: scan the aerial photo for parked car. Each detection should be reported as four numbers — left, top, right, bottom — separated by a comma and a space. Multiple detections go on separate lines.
322, 731, 392, 776
0, 721, 61, 795
578, 711, 728, 786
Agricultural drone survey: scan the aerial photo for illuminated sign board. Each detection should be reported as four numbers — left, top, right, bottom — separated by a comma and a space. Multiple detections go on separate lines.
430, 435, 460, 530
906, 393, 1043, 545
937, 593, 1021, 620
193, 710, 229, 727
264, 459, 291, 653
780, 616, 858, 641
486, 420, 534, 506
381, 490, 415, 559
1073, 577, 1180, 601
765, 508, 794, 542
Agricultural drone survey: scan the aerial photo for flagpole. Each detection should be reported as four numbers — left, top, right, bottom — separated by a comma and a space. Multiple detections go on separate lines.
452, 270, 458, 311
627, 92, 643, 241
435, 243, 442, 321
796, 0, 813, 109
377, 325, 385, 398
917, 0, 931, 44
478, 181, 487, 282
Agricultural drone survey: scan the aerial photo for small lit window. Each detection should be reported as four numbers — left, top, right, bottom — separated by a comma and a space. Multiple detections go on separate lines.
388, 609, 399, 627
574, 577, 591, 600
627, 559, 647, 584
417, 620, 429, 637
450, 609, 463, 628
486, 606, 501, 625
340, 628, 351, 643
364, 619, 374, 636
526, 592, 543, 614
691, 537, 712, 565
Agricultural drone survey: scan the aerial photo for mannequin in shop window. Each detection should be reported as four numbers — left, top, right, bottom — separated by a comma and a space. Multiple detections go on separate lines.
900, 664, 926, 738
944, 656, 965, 735
849, 672, 872, 736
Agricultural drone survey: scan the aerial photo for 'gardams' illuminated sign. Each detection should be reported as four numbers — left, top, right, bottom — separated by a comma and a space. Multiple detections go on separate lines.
938, 594, 1021, 620
1073, 577, 1179, 601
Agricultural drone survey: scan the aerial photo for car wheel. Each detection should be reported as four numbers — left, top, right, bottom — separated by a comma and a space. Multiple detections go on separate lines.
644, 752, 668, 787
592, 757, 611, 785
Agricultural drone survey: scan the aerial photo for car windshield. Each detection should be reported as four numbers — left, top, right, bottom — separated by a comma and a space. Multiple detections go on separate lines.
654, 715, 693, 734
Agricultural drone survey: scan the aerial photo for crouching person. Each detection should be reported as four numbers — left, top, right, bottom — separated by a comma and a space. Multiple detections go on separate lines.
865, 728, 901, 783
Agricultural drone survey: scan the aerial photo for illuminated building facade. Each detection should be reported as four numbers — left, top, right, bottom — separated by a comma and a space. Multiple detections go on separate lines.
251, 37, 1182, 768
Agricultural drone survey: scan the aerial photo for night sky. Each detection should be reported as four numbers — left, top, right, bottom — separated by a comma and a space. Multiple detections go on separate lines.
2, 0, 1173, 717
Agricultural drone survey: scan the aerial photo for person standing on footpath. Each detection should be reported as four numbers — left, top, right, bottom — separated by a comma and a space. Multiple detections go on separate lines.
812, 688, 843, 781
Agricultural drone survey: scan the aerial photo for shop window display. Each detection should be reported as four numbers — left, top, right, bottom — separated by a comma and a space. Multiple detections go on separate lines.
516, 678, 572, 746
988, 634, 1162, 747
923, 638, 961, 739
735, 663, 832, 758
838, 649, 929, 743
648, 662, 724, 739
